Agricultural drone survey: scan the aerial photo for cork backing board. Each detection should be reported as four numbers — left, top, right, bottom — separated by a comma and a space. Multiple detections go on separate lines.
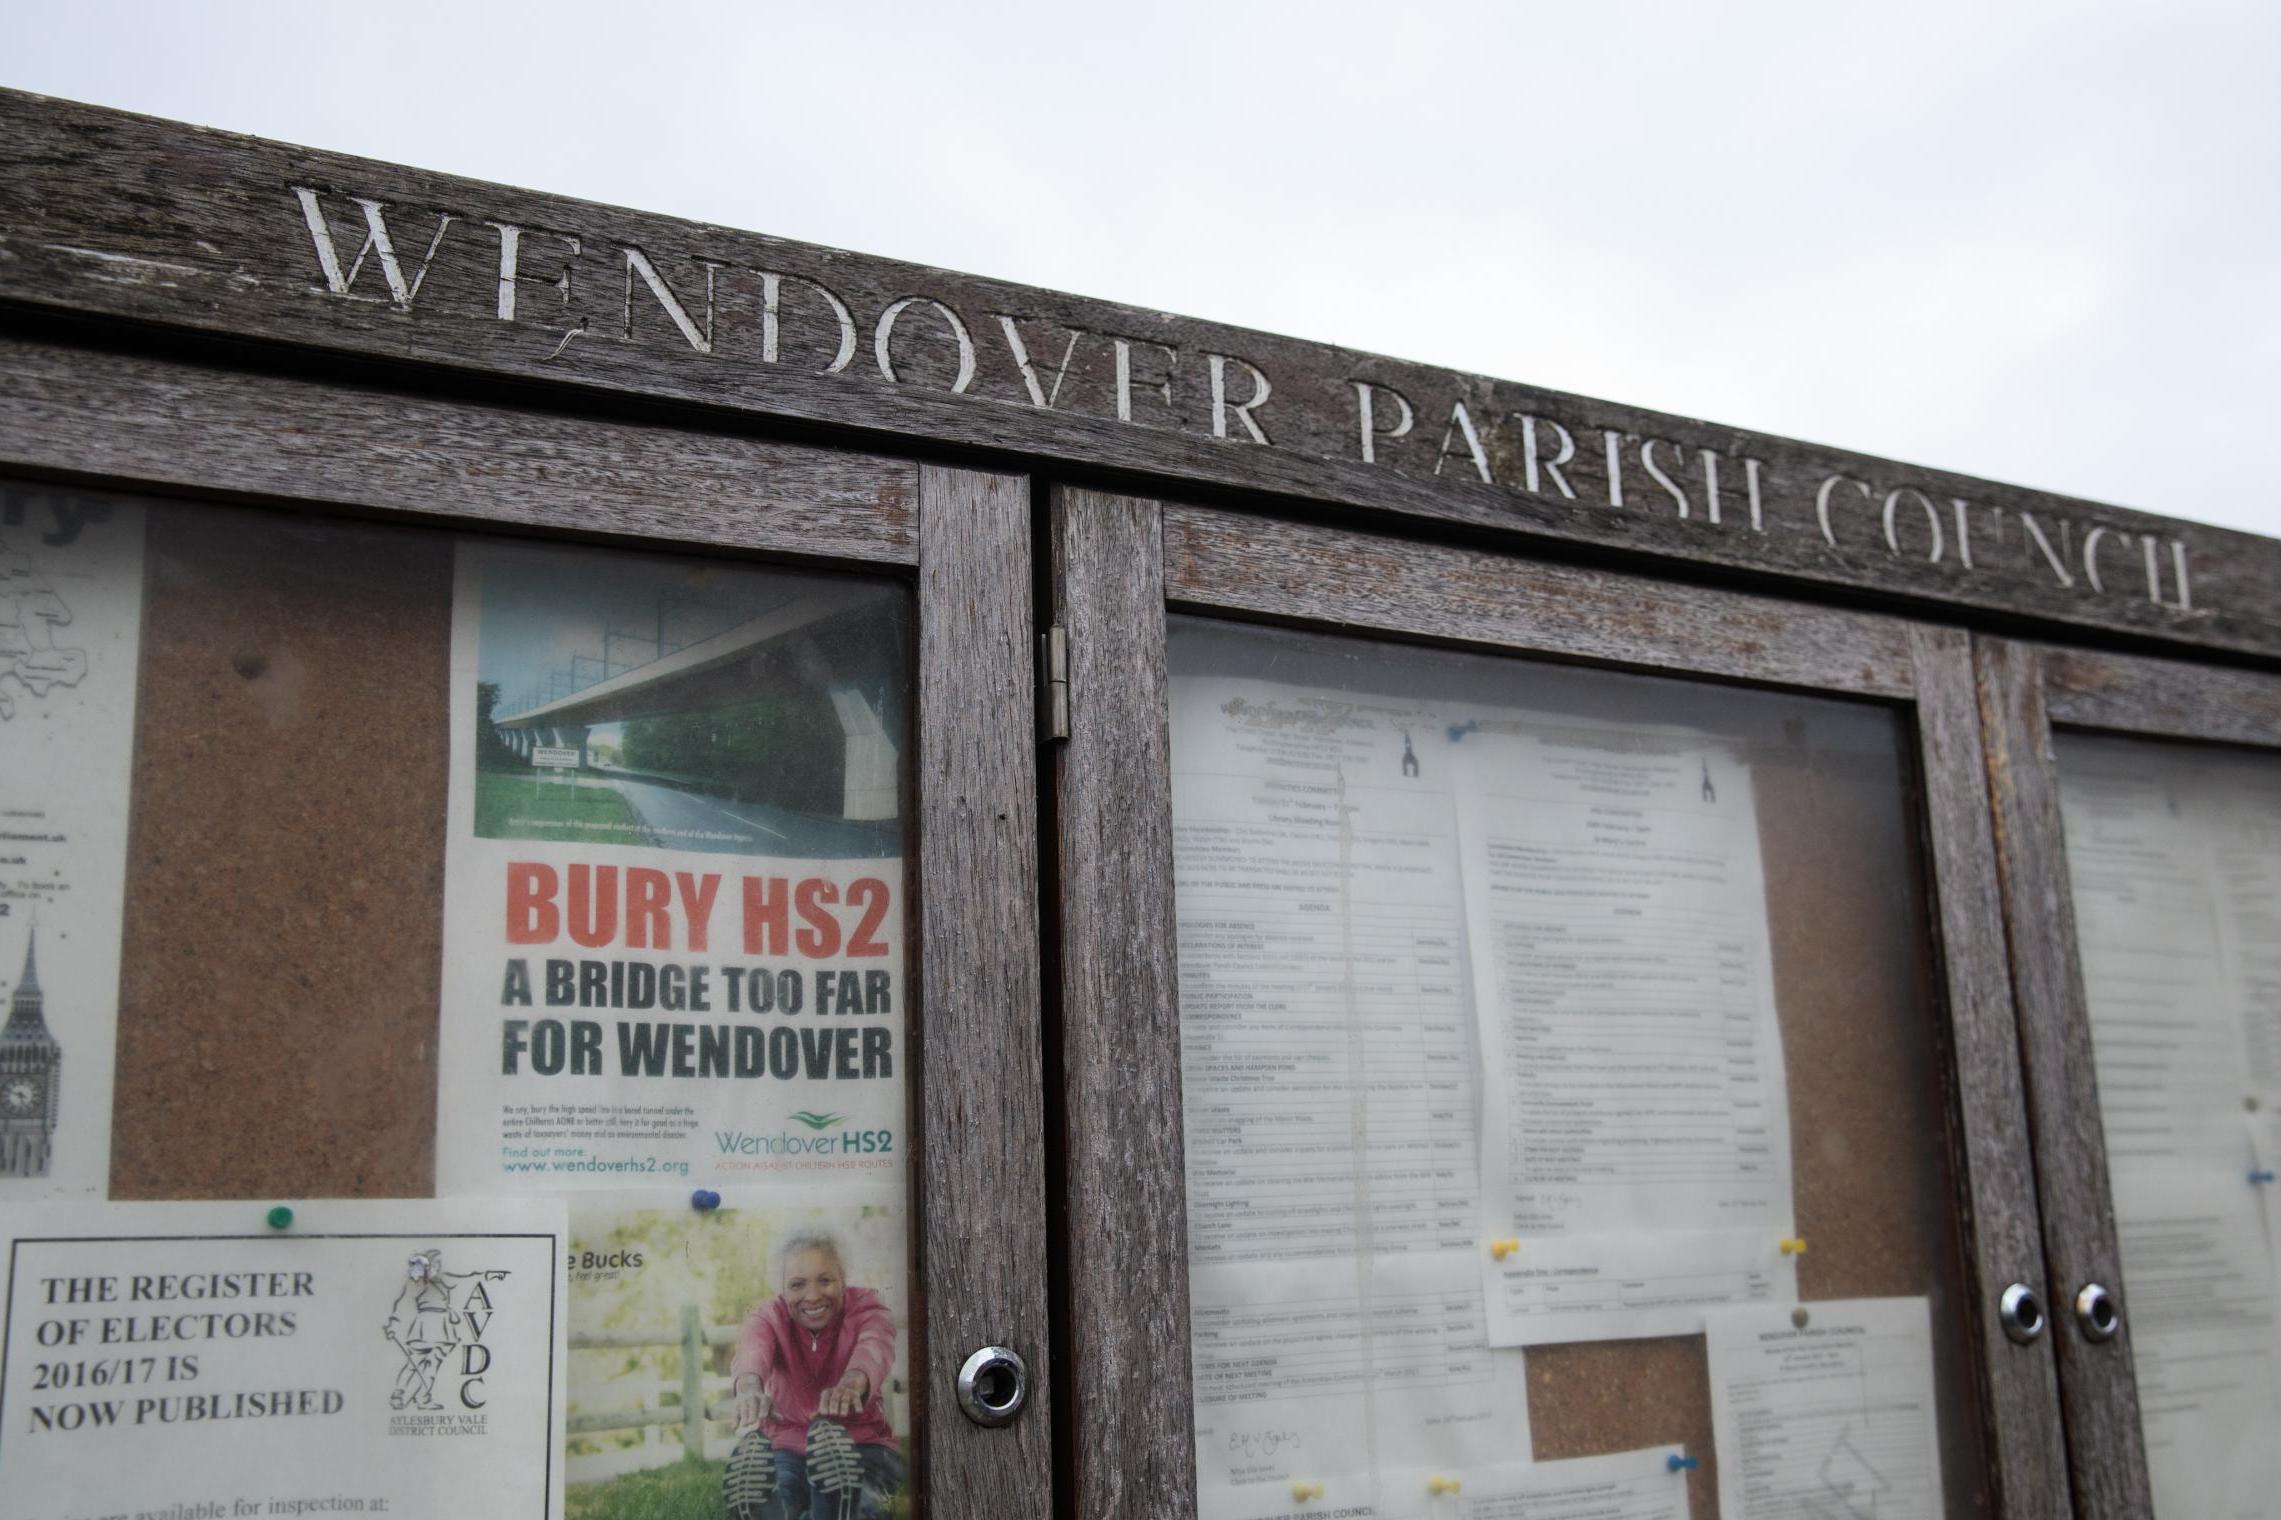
111, 503, 452, 1199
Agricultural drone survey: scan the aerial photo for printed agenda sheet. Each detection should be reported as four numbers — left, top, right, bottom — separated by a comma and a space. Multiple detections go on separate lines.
1449, 728, 1795, 1345
1705, 1297, 1941, 1520
1170, 666, 1531, 1512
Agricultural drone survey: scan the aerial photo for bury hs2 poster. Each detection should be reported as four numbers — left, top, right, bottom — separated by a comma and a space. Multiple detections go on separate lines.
437, 541, 910, 1196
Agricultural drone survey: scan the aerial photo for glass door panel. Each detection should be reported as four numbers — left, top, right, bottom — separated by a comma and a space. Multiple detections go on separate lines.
2052, 730, 2281, 1517
1166, 616, 1988, 1520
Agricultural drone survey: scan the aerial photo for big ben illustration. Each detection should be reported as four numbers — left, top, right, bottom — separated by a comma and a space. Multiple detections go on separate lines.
0, 932, 59, 1178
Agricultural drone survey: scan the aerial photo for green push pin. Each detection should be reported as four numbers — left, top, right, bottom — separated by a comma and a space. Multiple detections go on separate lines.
266, 1205, 295, 1231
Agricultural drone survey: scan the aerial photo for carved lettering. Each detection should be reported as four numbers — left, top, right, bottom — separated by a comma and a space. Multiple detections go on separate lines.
996, 316, 1084, 409
1517, 415, 1576, 499
1352, 382, 1414, 465
1113, 338, 1176, 422
2018, 512, 2075, 588
1882, 488, 1944, 563
293, 189, 454, 310
1206, 353, 1273, 444
486, 222, 580, 324
759, 272, 857, 373
622, 248, 722, 352
1816, 474, 1872, 548
2142, 537, 2194, 610
254, 179, 2238, 628
1434, 401, 1491, 483
875, 296, 977, 393
2080, 525, 2123, 593
1640, 439, 1689, 518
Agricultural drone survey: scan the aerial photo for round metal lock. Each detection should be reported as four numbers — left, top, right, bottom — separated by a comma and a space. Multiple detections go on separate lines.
955, 1345, 1029, 1427
2074, 1283, 2121, 1343
1997, 1283, 2046, 1345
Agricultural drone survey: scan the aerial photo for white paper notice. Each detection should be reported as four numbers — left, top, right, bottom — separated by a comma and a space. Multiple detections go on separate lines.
1174, 673, 1480, 1267
2107, 1170, 2281, 1517
1450, 729, 1794, 1345
2057, 741, 2243, 1174
1190, 1252, 1531, 1496
1706, 1297, 1941, 1520
0, 488, 143, 1202
438, 543, 908, 1195
1171, 667, 1531, 1512
0, 1197, 568, 1520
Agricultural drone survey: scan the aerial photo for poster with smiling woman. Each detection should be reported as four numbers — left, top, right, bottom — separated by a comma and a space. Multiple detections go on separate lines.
563, 1188, 908, 1520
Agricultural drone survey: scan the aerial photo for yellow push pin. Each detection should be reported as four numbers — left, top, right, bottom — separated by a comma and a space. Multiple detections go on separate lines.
1778, 1237, 1808, 1256
1488, 1239, 1520, 1261
1291, 1482, 1324, 1504
1428, 1476, 1462, 1496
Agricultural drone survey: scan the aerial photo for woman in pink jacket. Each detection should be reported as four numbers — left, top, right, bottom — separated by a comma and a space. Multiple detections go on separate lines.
729, 1232, 904, 1520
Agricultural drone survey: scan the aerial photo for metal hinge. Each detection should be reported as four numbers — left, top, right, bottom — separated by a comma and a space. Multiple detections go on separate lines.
1039, 626, 1070, 743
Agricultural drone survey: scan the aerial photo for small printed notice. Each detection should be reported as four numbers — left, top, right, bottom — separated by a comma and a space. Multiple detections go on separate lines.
438, 543, 908, 1195
1705, 1296, 1942, 1520
0, 1197, 568, 1520
1381, 1452, 1690, 1520
0, 486, 144, 1201
1198, 1450, 1688, 1520
565, 1188, 909, 1514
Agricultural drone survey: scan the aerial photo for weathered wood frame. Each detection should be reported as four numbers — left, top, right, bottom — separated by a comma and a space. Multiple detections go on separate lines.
0, 336, 1055, 1520
1975, 639, 2281, 1519
1052, 492, 2072, 1519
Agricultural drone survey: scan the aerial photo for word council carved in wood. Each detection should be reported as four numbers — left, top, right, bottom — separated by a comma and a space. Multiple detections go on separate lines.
1, 89, 2275, 660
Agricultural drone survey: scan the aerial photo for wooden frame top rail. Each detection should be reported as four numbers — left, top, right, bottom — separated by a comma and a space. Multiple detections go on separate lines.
0, 334, 919, 564
2036, 643, 2281, 748
3, 88, 2277, 661
1161, 503, 1920, 699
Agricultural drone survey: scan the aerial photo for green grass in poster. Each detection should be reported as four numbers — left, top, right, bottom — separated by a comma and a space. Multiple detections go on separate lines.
476, 770, 647, 844
566, 1459, 725, 1520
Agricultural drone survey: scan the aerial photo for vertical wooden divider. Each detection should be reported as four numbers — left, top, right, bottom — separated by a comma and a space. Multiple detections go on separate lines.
1051, 488, 1199, 1520
916, 464, 1054, 1520
1906, 626, 2071, 1517
1974, 637, 2152, 1519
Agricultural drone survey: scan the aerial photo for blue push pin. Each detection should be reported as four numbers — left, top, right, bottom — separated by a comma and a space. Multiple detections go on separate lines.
1447, 719, 1479, 743
1666, 1454, 1699, 1473
2251, 1170, 2276, 1185
692, 1189, 722, 1211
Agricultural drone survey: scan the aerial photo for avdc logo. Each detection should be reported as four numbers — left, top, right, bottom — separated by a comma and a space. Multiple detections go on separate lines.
384, 1248, 510, 1419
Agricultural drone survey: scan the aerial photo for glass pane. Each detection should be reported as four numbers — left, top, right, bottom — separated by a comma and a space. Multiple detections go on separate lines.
0, 481, 917, 1513
2055, 731, 2281, 1516
1169, 616, 1987, 1520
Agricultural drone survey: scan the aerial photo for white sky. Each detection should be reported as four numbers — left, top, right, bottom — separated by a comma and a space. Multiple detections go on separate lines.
9, 0, 2277, 539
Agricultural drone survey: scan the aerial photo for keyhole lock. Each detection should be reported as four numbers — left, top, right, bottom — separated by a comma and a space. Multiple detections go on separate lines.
1998, 1283, 2046, 1345
2074, 1283, 2121, 1343
956, 1345, 1029, 1427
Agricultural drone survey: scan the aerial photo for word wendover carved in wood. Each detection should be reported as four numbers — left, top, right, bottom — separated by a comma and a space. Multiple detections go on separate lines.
2, 89, 2276, 658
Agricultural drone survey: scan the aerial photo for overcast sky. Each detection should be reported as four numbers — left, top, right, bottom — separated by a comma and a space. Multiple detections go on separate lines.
10, 1, 2277, 538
